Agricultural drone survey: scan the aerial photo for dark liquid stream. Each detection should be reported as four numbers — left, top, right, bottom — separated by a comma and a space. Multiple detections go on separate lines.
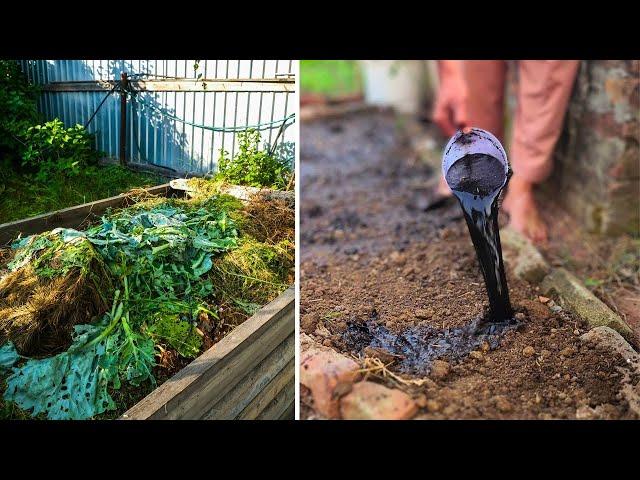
445, 153, 513, 323
340, 153, 519, 376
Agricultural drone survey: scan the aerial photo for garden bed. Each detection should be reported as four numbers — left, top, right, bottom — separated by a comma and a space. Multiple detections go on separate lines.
0, 180, 294, 420
300, 110, 639, 420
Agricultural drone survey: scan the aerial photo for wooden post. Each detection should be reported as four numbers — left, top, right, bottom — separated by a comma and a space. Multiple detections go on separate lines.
119, 72, 128, 166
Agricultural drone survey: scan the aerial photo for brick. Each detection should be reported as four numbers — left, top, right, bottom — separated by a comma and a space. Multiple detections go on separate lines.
541, 268, 633, 340
339, 381, 418, 420
300, 334, 361, 418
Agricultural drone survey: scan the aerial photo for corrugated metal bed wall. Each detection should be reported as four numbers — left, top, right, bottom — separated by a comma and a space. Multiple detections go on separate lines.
18, 60, 297, 176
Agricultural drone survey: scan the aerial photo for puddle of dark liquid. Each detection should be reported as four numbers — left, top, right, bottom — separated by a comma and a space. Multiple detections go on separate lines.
445, 153, 513, 322
343, 312, 518, 376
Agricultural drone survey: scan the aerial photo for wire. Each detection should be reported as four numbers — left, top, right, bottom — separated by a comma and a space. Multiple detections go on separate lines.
84, 81, 120, 129
131, 90, 295, 132
84, 74, 295, 172
268, 115, 290, 156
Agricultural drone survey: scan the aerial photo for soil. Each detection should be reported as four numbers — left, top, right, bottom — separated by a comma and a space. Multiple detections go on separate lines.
300, 110, 638, 420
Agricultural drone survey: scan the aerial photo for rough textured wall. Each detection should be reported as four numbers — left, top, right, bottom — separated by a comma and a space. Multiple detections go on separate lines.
548, 60, 639, 236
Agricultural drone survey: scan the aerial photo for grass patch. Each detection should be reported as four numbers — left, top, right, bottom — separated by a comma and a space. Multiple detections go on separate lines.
301, 60, 362, 96
0, 165, 164, 224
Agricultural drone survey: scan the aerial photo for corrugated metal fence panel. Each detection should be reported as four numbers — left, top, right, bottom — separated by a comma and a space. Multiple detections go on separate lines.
18, 60, 297, 175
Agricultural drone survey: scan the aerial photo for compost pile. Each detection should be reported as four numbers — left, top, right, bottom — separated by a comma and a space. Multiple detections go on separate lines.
0, 180, 294, 419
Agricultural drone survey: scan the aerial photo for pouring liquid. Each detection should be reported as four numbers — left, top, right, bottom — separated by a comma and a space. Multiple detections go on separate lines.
445, 153, 513, 323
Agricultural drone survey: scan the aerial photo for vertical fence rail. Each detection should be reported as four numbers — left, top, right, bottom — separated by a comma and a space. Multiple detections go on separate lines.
18, 60, 296, 176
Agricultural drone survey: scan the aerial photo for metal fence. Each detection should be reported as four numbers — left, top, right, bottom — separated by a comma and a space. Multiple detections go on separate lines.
18, 60, 297, 176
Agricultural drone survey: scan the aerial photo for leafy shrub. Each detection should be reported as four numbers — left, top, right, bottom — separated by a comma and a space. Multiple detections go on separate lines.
0, 60, 39, 164
21, 119, 99, 180
216, 129, 292, 189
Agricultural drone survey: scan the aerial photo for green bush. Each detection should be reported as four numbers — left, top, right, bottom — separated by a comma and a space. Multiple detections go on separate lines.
21, 119, 99, 180
0, 60, 39, 164
216, 129, 292, 189
1, 61, 99, 180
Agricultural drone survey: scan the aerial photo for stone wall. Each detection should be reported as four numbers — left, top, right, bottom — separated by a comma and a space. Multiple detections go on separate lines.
547, 60, 639, 236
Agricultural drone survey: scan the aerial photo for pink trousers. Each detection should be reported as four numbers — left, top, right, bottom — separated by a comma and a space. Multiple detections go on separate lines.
460, 60, 580, 184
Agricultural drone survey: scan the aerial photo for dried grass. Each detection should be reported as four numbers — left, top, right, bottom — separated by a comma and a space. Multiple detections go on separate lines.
0, 243, 112, 356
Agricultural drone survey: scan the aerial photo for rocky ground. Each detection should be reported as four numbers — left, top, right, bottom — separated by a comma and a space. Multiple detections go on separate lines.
299, 110, 640, 420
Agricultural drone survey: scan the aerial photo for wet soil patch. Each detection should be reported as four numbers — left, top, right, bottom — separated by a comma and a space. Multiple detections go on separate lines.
300, 111, 637, 419
342, 310, 518, 376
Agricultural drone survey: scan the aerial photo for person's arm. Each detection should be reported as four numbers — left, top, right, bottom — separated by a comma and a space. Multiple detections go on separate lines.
432, 60, 469, 136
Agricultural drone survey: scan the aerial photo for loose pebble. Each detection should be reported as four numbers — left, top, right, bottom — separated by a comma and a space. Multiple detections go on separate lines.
469, 350, 484, 361
430, 360, 451, 379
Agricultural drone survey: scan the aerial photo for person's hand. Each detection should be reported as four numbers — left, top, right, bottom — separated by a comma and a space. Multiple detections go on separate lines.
432, 61, 469, 137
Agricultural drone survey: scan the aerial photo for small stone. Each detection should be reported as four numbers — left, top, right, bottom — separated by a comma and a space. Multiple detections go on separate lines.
314, 322, 331, 338
403, 267, 415, 276
425, 399, 441, 413
469, 350, 484, 361
515, 312, 526, 321
494, 396, 513, 413
560, 346, 577, 357
300, 313, 319, 332
442, 404, 457, 416
414, 308, 433, 320
576, 405, 596, 420
550, 328, 557, 333
439, 227, 454, 239
430, 360, 451, 379
538, 296, 550, 304
339, 381, 417, 420
363, 346, 402, 364
322, 338, 333, 347
421, 378, 438, 390
551, 305, 563, 313
333, 229, 345, 240
522, 346, 535, 357
389, 250, 406, 266
415, 394, 429, 408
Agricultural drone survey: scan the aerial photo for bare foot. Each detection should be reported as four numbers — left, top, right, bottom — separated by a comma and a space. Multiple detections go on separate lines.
502, 176, 548, 244
437, 175, 453, 197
